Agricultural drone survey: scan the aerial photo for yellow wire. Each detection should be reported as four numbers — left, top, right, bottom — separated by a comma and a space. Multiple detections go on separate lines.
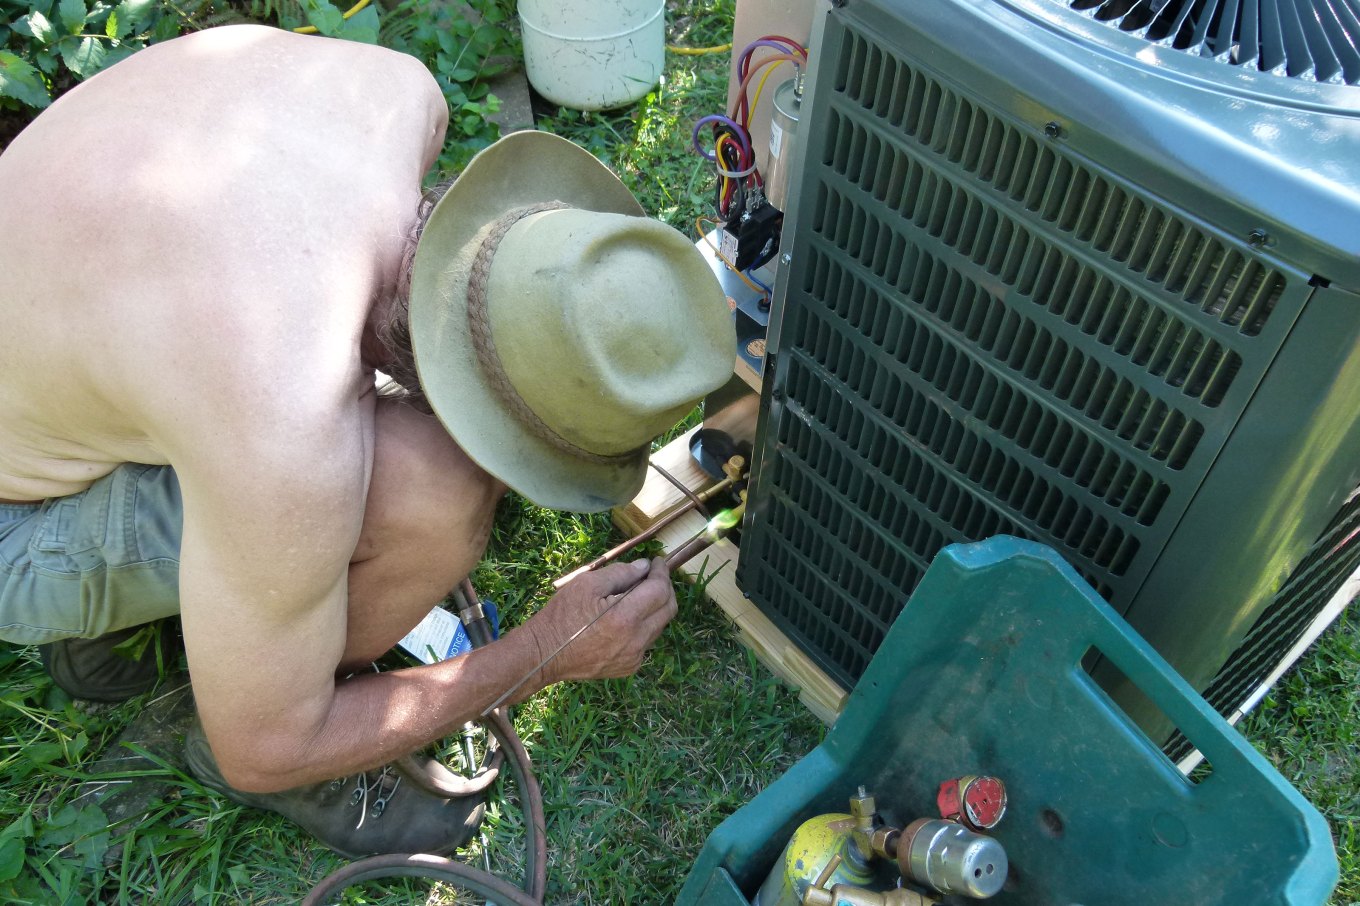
667, 42, 733, 56
293, 0, 372, 34
750, 58, 792, 120
696, 217, 767, 297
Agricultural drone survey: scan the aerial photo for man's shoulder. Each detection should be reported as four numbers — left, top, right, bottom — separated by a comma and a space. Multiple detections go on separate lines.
151, 25, 436, 94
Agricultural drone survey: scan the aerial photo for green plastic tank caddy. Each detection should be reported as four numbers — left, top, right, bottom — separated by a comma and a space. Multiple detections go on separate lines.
678, 538, 1337, 905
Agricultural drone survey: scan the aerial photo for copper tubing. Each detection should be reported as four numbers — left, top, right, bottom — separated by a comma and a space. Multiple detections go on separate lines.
663, 529, 720, 571
662, 500, 747, 572
649, 460, 711, 514
553, 474, 737, 589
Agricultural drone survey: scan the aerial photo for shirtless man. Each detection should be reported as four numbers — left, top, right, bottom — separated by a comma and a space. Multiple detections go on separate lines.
0, 26, 735, 855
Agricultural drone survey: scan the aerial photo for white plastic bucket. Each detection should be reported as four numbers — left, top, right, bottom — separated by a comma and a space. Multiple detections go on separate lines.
518, 0, 665, 111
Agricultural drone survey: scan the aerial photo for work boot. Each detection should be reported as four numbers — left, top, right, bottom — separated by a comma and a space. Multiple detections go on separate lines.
183, 722, 485, 858
39, 621, 179, 703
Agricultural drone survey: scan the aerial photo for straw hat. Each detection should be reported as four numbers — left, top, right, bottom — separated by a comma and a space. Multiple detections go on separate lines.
408, 131, 735, 512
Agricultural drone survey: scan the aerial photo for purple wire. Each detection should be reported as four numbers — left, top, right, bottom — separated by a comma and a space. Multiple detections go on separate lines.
736, 39, 806, 123
739, 38, 805, 72
692, 114, 751, 162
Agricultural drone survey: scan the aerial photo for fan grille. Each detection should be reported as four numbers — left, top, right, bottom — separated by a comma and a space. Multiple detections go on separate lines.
1063, 0, 1360, 85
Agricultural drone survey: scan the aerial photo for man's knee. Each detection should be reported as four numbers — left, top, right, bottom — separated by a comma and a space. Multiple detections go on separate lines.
355, 400, 503, 569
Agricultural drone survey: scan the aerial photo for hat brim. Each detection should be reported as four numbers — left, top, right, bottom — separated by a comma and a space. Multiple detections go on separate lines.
408, 131, 649, 513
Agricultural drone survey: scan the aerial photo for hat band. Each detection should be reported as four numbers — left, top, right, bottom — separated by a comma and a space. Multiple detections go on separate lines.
466, 202, 645, 468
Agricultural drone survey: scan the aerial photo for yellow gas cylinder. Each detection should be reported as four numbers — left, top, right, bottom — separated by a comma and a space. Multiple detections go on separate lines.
754, 790, 881, 906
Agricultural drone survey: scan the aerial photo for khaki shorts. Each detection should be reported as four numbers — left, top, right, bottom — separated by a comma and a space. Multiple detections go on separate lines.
0, 464, 182, 645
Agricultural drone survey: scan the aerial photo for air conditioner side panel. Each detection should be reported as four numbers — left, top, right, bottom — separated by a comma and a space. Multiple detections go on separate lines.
1110, 282, 1360, 697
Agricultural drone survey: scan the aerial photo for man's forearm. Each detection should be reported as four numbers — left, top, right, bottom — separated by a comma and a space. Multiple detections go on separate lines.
255, 626, 549, 791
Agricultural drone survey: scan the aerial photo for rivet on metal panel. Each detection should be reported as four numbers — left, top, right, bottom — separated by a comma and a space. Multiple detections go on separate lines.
1248, 228, 1271, 248
1043, 121, 1063, 139
781, 252, 793, 265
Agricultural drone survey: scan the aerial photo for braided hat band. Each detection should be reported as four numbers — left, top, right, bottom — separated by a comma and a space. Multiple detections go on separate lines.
464, 202, 644, 467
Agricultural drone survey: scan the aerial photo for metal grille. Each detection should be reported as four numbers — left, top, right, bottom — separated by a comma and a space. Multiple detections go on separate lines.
1164, 488, 1360, 759
739, 13, 1307, 690
1057, 0, 1360, 86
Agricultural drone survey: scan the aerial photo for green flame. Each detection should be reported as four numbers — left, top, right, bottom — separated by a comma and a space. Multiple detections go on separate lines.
707, 508, 743, 533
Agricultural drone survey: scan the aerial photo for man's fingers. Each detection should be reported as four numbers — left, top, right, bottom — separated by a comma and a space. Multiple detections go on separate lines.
638, 585, 679, 641
588, 558, 652, 596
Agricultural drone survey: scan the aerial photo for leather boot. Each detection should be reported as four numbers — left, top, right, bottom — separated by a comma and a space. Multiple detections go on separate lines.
183, 721, 485, 857
39, 621, 178, 702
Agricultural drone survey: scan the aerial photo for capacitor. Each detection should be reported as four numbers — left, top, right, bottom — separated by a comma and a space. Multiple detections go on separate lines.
764, 72, 804, 214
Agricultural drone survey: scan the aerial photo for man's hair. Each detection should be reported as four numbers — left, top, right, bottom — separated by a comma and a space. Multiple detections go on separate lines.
373, 176, 456, 413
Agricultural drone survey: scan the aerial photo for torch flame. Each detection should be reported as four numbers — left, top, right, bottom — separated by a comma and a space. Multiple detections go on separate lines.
706, 506, 744, 533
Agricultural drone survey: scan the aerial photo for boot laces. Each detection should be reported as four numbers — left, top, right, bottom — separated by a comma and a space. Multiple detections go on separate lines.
329, 765, 402, 829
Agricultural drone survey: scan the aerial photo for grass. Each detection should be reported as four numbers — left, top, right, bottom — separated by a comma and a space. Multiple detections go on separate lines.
0, 0, 1357, 903
1240, 608, 1360, 904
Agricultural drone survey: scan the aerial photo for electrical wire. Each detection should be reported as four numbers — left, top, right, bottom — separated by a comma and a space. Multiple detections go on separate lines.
749, 62, 789, 125
689, 35, 807, 273
745, 267, 773, 295
733, 36, 807, 126
691, 114, 748, 163
729, 53, 803, 124
292, 0, 372, 34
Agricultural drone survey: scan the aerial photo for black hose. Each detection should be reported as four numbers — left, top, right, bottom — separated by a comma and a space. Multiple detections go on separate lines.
485, 706, 548, 901
300, 853, 540, 906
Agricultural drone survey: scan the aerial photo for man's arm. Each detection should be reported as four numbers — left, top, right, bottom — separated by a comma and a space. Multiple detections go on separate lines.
175, 419, 675, 793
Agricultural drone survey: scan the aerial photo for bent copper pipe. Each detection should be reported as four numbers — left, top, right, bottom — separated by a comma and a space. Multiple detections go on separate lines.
661, 500, 746, 572
553, 469, 743, 589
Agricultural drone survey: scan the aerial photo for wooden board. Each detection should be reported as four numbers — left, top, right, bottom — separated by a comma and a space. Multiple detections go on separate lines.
615, 428, 848, 725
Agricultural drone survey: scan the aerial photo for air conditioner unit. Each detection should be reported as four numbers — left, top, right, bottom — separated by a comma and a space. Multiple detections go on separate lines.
737, 0, 1360, 744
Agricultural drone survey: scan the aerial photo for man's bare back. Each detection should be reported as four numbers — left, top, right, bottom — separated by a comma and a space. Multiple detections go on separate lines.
0, 21, 682, 832
0, 25, 442, 502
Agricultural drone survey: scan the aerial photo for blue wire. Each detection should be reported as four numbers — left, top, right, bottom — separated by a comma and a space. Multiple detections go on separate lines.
745, 267, 772, 296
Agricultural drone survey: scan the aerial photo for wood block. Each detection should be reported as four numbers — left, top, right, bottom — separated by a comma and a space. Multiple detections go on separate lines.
616, 426, 713, 537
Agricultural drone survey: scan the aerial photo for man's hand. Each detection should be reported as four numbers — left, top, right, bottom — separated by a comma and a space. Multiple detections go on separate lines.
522, 557, 677, 686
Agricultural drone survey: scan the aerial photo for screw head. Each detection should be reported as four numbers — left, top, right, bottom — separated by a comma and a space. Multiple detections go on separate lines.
1248, 228, 1270, 248
1043, 121, 1063, 139
780, 252, 793, 265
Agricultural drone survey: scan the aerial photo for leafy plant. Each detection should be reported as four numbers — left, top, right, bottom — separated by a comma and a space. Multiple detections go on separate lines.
379, 0, 516, 173
0, 0, 177, 110
1, 0, 518, 171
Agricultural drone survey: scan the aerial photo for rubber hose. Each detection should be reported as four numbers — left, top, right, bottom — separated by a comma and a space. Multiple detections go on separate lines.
299, 853, 540, 906
395, 750, 503, 797
464, 577, 547, 900
305, 579, 547, 904
485, 706, 548, 902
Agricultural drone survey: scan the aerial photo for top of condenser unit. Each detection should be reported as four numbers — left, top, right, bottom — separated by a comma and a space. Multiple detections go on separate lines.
1049, 0, 1360, 88
962, 0, 1360, 284
1006, 0, 1360, 103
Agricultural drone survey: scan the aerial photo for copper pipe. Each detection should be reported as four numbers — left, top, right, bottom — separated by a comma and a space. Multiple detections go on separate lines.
663, 500, 747, 571
648, 460, 711, 514
553, 474, 737, 589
